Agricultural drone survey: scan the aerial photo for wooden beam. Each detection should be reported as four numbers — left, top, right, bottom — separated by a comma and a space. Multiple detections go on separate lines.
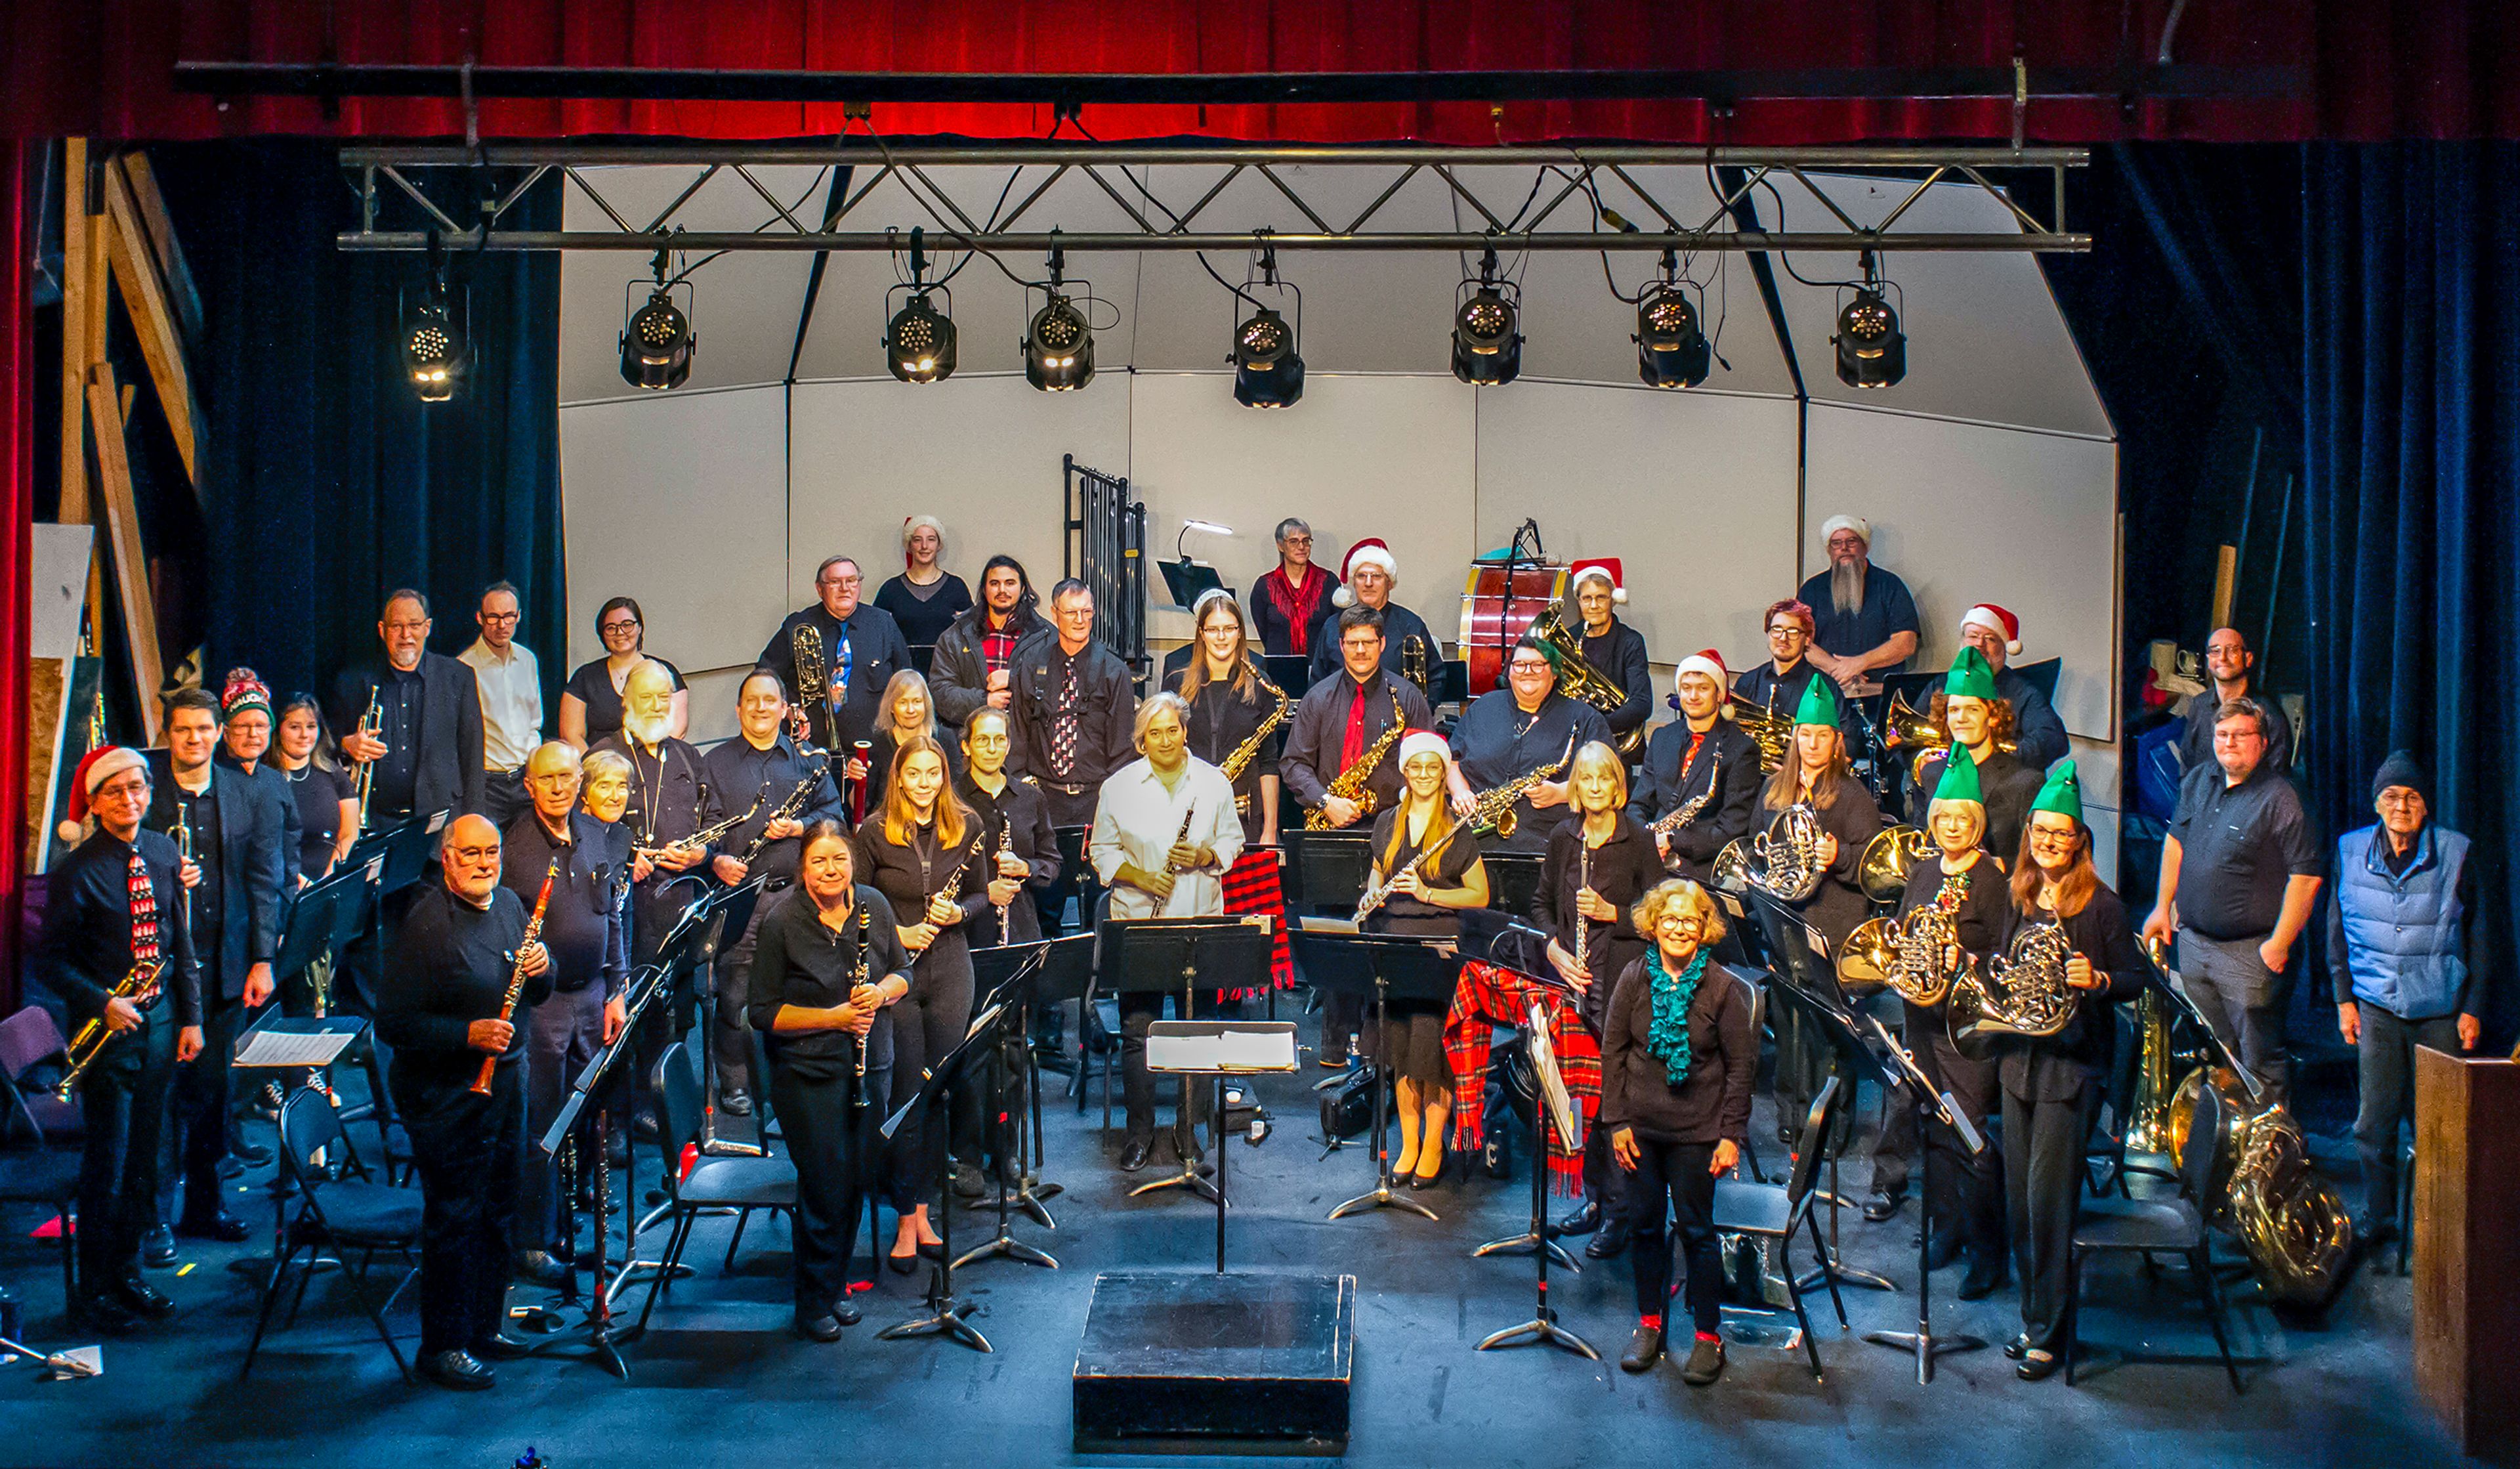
116, 152, 203, 349
59, 138, 90, 525
102, 161, 199, 492
87, 365, 165, 742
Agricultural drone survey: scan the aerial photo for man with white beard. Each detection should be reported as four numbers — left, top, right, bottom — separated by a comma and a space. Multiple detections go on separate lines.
1794, 515, 1920, 698
593, 659, 725, 965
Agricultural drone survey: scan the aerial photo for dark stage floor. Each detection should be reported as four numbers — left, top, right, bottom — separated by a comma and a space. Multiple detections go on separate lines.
4, 1018, 2470, 1469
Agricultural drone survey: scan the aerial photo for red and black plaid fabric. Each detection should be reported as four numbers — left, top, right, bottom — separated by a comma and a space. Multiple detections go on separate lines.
1444, 958, 1601, 1197
980, 618, 1019, 673
1219, 849, 1293, 1000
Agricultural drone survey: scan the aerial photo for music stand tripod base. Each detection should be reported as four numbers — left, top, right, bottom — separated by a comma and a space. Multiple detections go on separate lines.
1471, 1229, 1580, 1272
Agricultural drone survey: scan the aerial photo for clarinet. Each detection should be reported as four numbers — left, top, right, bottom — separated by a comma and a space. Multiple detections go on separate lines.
472, 861, 558, 1096
992, 811, 1017, 943
850, 900, 873, 1109
1574, 840, 1591, 979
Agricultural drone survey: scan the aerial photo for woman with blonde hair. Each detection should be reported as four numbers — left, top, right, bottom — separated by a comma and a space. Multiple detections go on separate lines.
856, 668, 961, 810
1361, 732, 1488, 1187
874, 514, 975, 652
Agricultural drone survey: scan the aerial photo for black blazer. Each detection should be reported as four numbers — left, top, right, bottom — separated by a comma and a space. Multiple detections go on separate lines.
143, 750, 287, 1000
327, 651, 488, 821
1628, 719, 1763, 883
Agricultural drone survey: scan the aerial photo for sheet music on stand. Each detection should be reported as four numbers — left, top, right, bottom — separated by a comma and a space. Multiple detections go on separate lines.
234, 1020, 362, 1069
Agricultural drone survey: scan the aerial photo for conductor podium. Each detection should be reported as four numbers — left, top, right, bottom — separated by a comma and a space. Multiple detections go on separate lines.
2413, 1049, 2520, 1461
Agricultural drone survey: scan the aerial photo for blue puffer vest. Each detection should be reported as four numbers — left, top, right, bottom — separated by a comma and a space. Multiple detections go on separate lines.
2335, 824, 2468, 1019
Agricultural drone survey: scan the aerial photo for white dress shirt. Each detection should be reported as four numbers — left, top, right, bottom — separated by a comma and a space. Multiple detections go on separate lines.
459, 636, 544, 771
1090, 756, 1245, 919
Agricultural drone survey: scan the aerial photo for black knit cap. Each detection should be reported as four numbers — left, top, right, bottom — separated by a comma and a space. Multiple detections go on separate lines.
2370, 749, 2431, 808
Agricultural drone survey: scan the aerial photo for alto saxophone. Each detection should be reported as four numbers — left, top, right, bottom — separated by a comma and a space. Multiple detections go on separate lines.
1305, 690, 1406, 830
1219, 670, 1293, 817
1453, 730, 1578, 841
56, 958, 167, 1099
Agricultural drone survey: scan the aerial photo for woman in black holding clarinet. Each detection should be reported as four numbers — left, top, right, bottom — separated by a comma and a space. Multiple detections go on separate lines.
749, 822, 912, 1341
854, 735, 990, 1273
1601, 878, 1754, 1385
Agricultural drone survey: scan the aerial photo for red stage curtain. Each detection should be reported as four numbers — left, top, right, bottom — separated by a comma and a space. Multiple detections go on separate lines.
5, 1, 2518, 145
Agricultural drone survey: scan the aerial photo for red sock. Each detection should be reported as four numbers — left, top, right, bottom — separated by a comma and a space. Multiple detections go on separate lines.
1696, 1331, 1722, 1344
1639, 1313, 1663, 1331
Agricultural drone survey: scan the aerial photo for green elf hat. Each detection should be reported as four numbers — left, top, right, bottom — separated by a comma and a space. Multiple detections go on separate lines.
1931, 745, 1985, 806
1944, 645, 1999, 703
2030, 760, 2084, 826
1792, 672, 1840, 728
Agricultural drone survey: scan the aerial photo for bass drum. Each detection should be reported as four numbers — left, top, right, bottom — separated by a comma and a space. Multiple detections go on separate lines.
1459, 560, 1566, 696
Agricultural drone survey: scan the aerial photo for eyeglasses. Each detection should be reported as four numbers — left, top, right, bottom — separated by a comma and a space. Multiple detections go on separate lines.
2376, 792, 2423, 808
385, 620, 429, 634
1768, 624, 1807, 639
480, 611, 521, 624
1509, 660, 1551, 675
94, 776, 150, 800
819, 575, 864, 589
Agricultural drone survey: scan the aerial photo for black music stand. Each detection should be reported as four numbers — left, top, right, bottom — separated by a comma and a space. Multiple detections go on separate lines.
1286, 922, 1459, 1224
997, 932, 1093, 1227
536, 958, 671, 1379
1857, 1011, 1990, 1384
955, 941, 1060, 1273
877, 996, 1015, 1354
1481, 851, 1546, 918
1289, 830, 1372, 917
1455, 910, 1587, 1273
1146, 1019, 1299, 1272
1095, 916, 1274, 1203
1761, 974, 1900, 1295
345, 809, 449, 899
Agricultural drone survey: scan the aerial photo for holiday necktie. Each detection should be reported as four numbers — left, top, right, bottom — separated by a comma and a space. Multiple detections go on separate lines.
1051, 658, 1081, 778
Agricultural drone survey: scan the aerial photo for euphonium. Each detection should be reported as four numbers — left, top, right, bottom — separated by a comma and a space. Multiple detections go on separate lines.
1885, 690, 1950, 789
2168, 1066, 2356, 1306
1947, 916, 2077, 1060
1530, 605, 1644, 757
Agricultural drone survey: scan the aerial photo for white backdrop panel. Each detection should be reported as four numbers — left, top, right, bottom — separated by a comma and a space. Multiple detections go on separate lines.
1804, 404, 2118, 744
1473, 384, 1801, 685
1125, 374, 1480, 647
560, 386, 789, 680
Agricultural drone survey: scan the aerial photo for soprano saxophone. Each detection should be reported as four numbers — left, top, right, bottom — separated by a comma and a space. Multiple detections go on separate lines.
1647, 751, 1721, 842
1305, 690, 1407, 830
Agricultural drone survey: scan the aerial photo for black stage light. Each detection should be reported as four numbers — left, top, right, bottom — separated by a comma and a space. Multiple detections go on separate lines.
1232, 306, 1304, 408
1833, 254, 1905, 389
1634, 284, 1710, 389
886, 293, 957, 384
400, 289, 467, 403
621, 287, 694, 391
1452, 249, 1521, 386
1025, 292, 1095, 392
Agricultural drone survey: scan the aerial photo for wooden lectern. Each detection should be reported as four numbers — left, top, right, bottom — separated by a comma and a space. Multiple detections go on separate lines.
2413, 1048, 2520, 1462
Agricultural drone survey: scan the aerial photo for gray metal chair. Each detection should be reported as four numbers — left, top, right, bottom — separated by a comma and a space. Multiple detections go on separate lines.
1710, 1075, 1851, 1381
243, 1088, 423, 1380
2065, 1075, 2244, 1392
634, 1042, 797, 1332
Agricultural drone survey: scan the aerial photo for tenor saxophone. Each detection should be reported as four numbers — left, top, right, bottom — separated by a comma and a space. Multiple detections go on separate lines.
1305, 690, 1406, 830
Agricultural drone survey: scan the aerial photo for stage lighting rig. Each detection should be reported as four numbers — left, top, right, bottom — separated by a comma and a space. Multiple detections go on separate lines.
1634, 251, 1710, 390
1834, 251, 1906, 389
1230, 243, 1304, 409
884, 228, 958, 385
1024, 245, 1099, 392
620, 247, 696, 391
399, 234, 469, 403
1452, 247, 1522, 386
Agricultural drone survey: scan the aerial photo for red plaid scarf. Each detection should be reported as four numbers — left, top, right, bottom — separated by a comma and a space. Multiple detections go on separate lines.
1443, 958, 1601, 1197
980, 613, 1020, 673
1217, 849, 1293, 999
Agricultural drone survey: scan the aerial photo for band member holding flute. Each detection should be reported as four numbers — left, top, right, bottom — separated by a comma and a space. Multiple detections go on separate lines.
751, 822, 912, 1340
1168, 590, 1292, 994
1089, 692, 1246, 1174
1361, 732, 1488, 1187
37, 746, 204, 1329
957, 708, 1059, 947
373, 814, 551, 1390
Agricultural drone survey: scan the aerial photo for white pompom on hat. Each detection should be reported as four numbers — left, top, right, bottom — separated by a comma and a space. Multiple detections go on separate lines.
58, 744, 147, 842
1673, 647, 1730, 701
1566, 558, 1627, 606
1960, 603, 2023, 656
1331, 538, 1399, 608
1397, 730, 1450, 769
1819, 514, 1870, 546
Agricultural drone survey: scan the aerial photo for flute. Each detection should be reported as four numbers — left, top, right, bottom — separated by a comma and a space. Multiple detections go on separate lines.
472, 861, 558, 1096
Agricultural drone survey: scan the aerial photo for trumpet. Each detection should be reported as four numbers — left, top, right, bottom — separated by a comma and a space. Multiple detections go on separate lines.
1305, 691, 1406, 830
350, 686, 383, 830
1530, 605, 1643, 757
55, 959, 167, 1100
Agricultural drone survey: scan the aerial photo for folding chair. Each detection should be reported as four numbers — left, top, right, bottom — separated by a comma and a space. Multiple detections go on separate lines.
0, 1013, 82, 1304
1710, 1076, 1852, 1382
243, 1089, 423, 1380
0, 1007, 85, 1146
2065, 1075, 2244, 1393
634, 1043, 797, 1331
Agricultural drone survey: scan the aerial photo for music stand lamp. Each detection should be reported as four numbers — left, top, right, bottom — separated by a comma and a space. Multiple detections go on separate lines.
956, 940, 1061, 1273
1857, 1011, 1990, 1383
1752, 892, 1897, 1294
877, 996, 1020, 1353
1473, 987, 1598, 1362
1096, 916, 1274, 1203
1146, 1019, 1300, 1272
1286, 922, 1458, 1224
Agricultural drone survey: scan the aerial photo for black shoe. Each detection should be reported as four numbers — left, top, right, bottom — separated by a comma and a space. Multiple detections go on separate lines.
111, 1275, 176, 1319
230, 1141, 274, 1168
951, 1161, 989, 1201
75, 1290, 136, 1332
2355, 1216, 2399, 1249
632, 1112, 660, 1142
2004, 1332, 2029, 1360
419, 1350, 495, 1391
1619, 1323, 1664, 1373
1922, 1229, 1964, 1271
216, 1154, 246, 1180
1409, 1159, 1444, 1191
719, 1088, 754, 1118
1862, 1191, 1904, 1224
887, 1251, 919, 1275
175, 1210, 252, 1244
1549, 1201, 1603, 1239
1586, 1223, 1633, 1260
1958, 1264, 2007, 1301
472, 1332, 535, 1361
513, 1250, 573, 1288
142, 1225, 177, 1267
918, 1240, 945, 1262
1681, 1336, 1727, 1386
1118, 1135, 1154, 1173
794, 1311, 845, 1342
2017, 1348, 2062, 1381
1318, 1040, 1350, 1069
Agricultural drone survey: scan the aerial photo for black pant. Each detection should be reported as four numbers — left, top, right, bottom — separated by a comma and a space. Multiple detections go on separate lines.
396, 1065, 525, 1357
1625, 1136, 1723, 1334
482, 767, 530, 830
1906, 1002, 2004, 1269
2002, 1083, 2095, 1350
885, 957, 973, 1210
1121, 990, 1216, 1143
952, 1028, 1029, 1173
712, 899, 772, 1096
769, 1060, 868, 1317
77, 1002, 176, 1289
521, 985, 605, 1250
2353, 1006, 2462, 1222
176, 986, 249, 1220
1864, 992, 1917, 1199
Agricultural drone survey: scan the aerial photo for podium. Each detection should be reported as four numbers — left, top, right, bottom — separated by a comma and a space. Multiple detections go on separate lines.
2413, 1049, 2520, 1460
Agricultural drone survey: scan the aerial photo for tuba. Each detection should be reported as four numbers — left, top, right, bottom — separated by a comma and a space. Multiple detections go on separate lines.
1529, 605, 1644, 757
1946, 916, 2077, 1060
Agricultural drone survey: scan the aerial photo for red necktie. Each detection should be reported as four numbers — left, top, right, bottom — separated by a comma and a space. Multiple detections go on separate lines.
1340, 681, 1370, 767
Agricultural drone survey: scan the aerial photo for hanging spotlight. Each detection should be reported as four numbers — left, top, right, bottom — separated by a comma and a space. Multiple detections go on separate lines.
620, 247, 696, 391
1230, 243, 1304, 408
1631, 250, 1709, 389
1452, 247, 1521, 386
1024, 245, 1096, 392
399, 233, 469, 403
883, 227, 958, 384
1834, 251, 1906, 389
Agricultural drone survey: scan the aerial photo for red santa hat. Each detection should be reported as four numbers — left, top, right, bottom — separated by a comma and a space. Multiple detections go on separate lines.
1331, 538, 1399, 608
1672, 648, 1731, 702
58, 744, 148, 841
1566, 559, 1627, 606
1960, 603, 2023, 656
1397, 730, 1451, 769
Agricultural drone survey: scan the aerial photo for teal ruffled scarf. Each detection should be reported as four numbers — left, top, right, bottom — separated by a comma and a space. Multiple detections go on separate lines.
1645, 945, 1710, 1084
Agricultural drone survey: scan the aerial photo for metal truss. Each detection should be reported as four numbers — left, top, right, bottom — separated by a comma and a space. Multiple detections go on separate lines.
336, 143, 2088, 253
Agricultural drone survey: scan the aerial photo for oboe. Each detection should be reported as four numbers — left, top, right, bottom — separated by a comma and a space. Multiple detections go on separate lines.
472, 861, 558, 1096
992, 811, 1017, 943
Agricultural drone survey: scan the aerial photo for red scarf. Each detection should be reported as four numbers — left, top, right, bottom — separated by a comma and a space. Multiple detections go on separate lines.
1263, 566, 1328, 656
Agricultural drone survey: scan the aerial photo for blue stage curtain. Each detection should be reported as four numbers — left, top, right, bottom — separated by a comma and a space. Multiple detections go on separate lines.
2302, 142, 2520, 1035
149, 140, 564, 711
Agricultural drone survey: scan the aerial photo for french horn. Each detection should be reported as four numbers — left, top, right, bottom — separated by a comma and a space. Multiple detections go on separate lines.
1712, 803, 1826, 902
1946, 916, 2077, 1060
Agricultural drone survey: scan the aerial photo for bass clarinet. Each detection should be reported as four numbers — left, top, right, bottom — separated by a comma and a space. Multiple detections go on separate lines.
472, 861, 558, 1096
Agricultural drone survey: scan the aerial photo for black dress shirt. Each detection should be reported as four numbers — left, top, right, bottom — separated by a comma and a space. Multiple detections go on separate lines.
565, 656, 686, 750
748, 884, 912, 1080
1007, 633, 1137, 792
374, 884, 546, 1091
33, 828, 202, 1027
702, 733, 847, 887
759, 603, 914, 754
1731, 658, 1855, 736
956, 773, 1060, 945
1167, 662, 1288, 847
1279, 668, 1435, 817
2168, 761, 2322, 941
1578, 619, 1652, 743
1307, 599, 1439, 694
281, 762, 355, 882
1447, 690, 1612, 855
1995, 884, 2145, 1102
501, 810, 629, 998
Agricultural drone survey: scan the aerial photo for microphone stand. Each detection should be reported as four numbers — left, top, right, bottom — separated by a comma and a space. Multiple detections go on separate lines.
1857, 1013, 1988, 1384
